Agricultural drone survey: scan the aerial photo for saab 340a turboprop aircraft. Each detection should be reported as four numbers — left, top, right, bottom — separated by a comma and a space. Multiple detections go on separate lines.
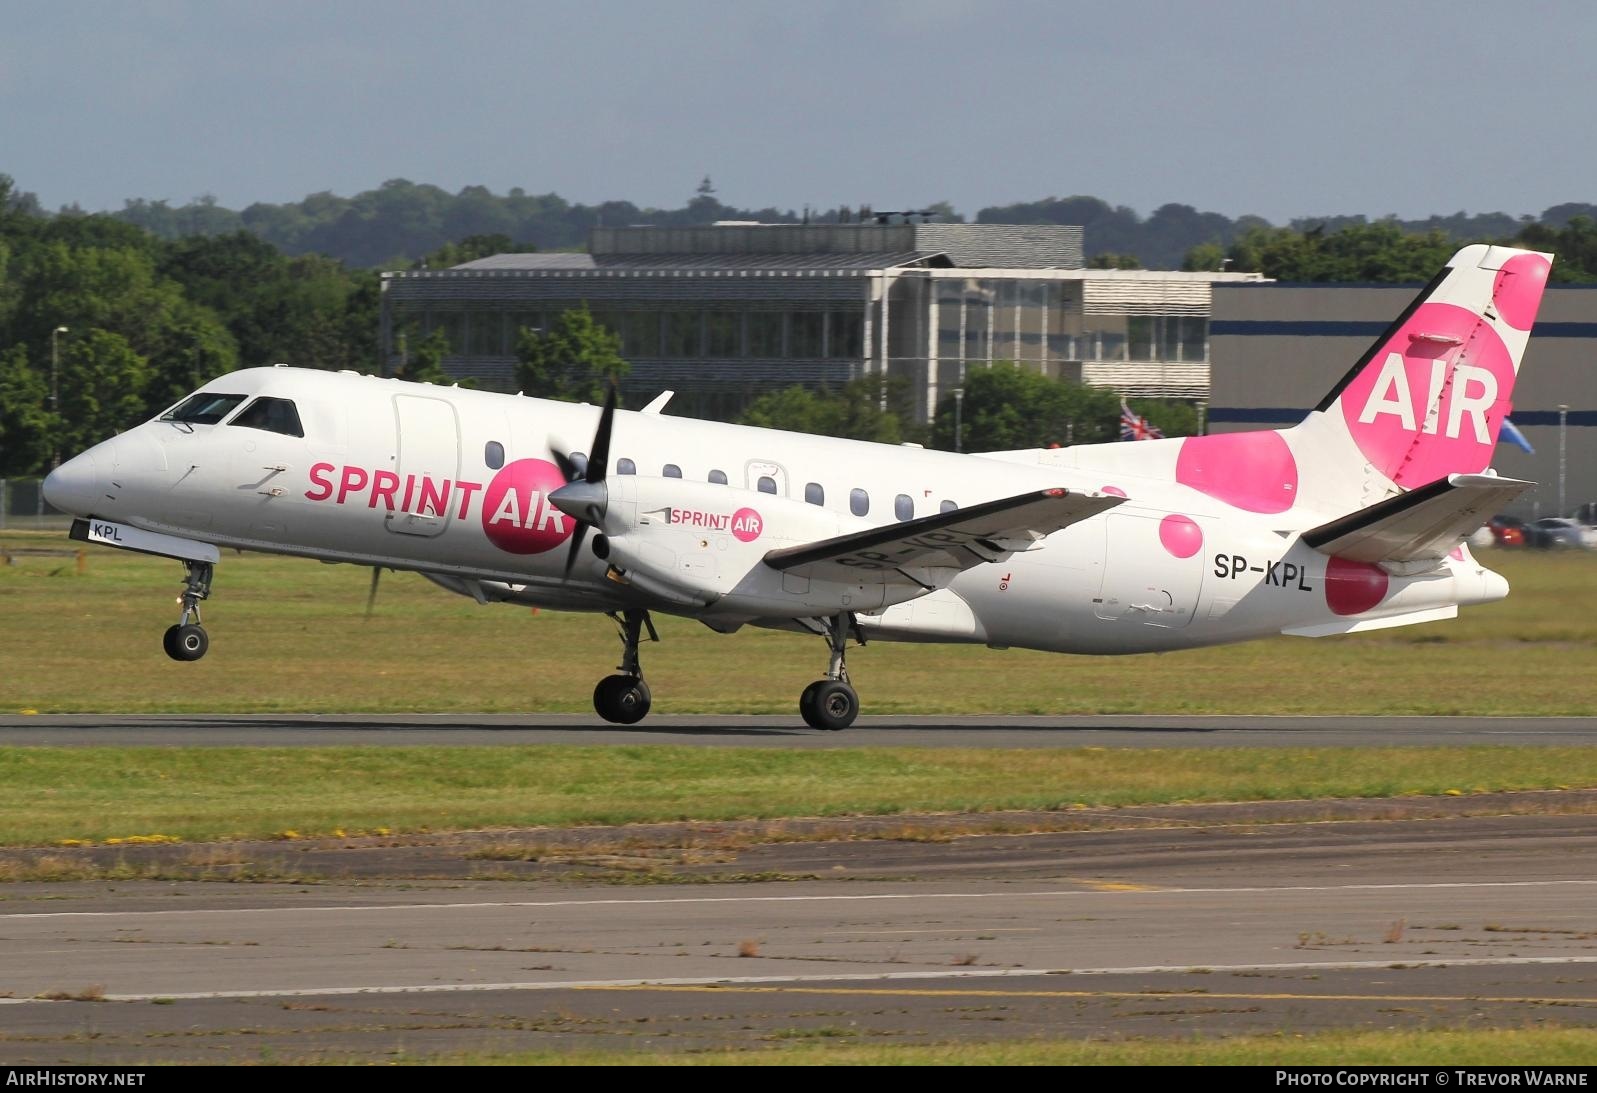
43, 245, 1552, 729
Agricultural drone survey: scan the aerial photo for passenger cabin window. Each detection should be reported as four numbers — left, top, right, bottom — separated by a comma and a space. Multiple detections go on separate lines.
570, 452, 589, 477
850, 488, 869, 517
663, 464, 682, 478
894, 494, 914, 522
484, 441, 505, 469
940, 500, 959, 514
229, 396, 304, 438
757, 475, 777, 494
708, 469, 728, 484
805, 482, 824, 506
617, 458, 636, 475
162, 392, 245, 425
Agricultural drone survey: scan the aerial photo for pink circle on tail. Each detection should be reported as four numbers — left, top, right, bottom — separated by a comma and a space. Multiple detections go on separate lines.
1174, 431, 1298, 514
1492, 253, 1551, 330
1337, 301, 1513, 487
481, 458, 574, 554
1158, 514, 1203, 558
1324, 557, 1389, 616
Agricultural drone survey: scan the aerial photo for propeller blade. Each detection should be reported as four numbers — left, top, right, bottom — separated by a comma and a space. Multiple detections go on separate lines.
586, 382, 618, 483
563, 523, 589, 578
365, 567, 382, 619
550, 448, 580, 483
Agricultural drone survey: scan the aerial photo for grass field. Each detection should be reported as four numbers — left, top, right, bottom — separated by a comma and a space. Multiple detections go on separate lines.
2, 532, 1594, 715
406, 1027, 1597, 1066
1, 744, 1594, 846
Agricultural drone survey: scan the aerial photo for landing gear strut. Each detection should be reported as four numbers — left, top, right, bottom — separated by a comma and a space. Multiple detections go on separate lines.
799, 612, 861, 731
162, 560, 213, 662
592, 608, 656, 724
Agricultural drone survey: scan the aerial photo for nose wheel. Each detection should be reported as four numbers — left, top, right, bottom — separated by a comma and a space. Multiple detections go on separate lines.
799, 612, 861, 730
592, 609, 657, 724
163, 560, 213, 662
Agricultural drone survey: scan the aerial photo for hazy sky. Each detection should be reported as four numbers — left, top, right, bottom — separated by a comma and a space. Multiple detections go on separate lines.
3, 0, 1590, 223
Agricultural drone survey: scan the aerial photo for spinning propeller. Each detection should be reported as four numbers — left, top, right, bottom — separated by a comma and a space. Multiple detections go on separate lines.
548, 383, 618, 576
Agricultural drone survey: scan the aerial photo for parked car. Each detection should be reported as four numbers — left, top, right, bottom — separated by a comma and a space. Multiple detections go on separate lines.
1485, 514, 1528, 548
1528, 517, 1597, 550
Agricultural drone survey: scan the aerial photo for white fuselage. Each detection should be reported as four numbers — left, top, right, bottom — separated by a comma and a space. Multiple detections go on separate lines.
51, 366, 1501, 657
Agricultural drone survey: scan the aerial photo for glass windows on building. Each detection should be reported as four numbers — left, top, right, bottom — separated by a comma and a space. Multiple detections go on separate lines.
705, 312, 741, 357
831, 312, 864, 358
469, 313, 505, 356
748, 312, 783, 358
789, 312, 823, 358
663, 312, 702, 358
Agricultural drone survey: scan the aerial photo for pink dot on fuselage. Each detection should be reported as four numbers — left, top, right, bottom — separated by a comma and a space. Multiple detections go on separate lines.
1492, 253, 1551, 330
1175, 431, 1299, 514
1101, 485, 1127, 497
1158, 513, 1202, 558
1324, 556, 1389, 616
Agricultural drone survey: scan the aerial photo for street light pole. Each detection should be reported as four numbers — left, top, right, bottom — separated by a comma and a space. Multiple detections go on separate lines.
1558, 404, 1569, 516
953, 388, 964, 454
50, 325, 68, 469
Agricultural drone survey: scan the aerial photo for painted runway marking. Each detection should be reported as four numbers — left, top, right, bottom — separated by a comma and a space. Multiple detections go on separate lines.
5, 878, 1596, 919
5, 956, 1597, 1006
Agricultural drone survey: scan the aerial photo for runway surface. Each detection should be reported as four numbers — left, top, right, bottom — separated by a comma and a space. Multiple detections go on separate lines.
1, 712, 1594, 747
1, 813, 1594, 1062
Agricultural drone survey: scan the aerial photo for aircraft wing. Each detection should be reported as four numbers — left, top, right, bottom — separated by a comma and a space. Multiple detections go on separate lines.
1300, 473, 1534, 564
763, 487, 1122, 586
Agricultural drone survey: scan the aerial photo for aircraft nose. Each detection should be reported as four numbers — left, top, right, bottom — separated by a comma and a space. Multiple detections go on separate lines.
42, 451, 102, 517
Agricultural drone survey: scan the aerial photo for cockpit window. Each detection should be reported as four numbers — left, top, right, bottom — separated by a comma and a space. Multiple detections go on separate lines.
161, 392, 246, 425
228, 396, 304, 438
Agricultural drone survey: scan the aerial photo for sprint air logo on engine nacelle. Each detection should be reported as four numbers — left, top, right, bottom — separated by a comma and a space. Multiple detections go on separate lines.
304, 459, 574, 555
669, 506, 764, 543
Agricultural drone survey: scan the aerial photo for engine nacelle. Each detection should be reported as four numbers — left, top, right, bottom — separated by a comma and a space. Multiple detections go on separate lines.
597, 476, 926, 616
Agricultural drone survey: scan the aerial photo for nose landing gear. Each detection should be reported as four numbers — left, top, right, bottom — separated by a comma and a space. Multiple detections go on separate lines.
162, 560, 213, 662
799, 612, 861, 731
592, 608, 657, 724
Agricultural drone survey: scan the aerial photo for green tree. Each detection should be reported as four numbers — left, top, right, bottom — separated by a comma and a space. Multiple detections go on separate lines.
1515, 216, 1597, 281
396, 325, 452, 384
1088, 252, 1141, 270
514, 304, 629, 402
0, 346, 50, 475
1222, 222, 1457, 282
929, 363, 1119, 451
741, 377, 913, 443
54, 330, 152, 455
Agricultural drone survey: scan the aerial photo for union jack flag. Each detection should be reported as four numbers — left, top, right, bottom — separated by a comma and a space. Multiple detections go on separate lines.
1120, 399, 1163, 441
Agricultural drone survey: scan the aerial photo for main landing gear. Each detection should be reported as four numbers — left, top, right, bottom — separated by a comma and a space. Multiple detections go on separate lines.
798, 612, 861, 731
592, 608, 657, 725
162, 560, 213, 662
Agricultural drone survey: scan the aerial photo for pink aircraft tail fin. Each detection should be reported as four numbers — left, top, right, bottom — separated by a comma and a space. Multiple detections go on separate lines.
1298, 244, 1552, 496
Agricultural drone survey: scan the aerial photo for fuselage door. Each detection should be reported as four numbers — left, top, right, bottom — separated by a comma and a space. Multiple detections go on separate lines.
386, 394, 460, 538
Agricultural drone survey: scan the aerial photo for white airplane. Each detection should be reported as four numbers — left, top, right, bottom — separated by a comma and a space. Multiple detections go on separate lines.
44, 244, 1551, 729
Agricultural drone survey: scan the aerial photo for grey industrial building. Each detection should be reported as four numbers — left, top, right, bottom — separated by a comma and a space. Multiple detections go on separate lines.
1210, 282, 1597, 517
379, 222, 1263, 421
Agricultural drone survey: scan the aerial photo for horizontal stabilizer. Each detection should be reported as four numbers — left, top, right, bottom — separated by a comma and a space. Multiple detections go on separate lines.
1300, 473, 1533, 564
764, 487, 1122, 585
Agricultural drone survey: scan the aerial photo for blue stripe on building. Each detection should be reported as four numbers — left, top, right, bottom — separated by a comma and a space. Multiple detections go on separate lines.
1209, 407, 1597, 426
1212, 320, 1597, 339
